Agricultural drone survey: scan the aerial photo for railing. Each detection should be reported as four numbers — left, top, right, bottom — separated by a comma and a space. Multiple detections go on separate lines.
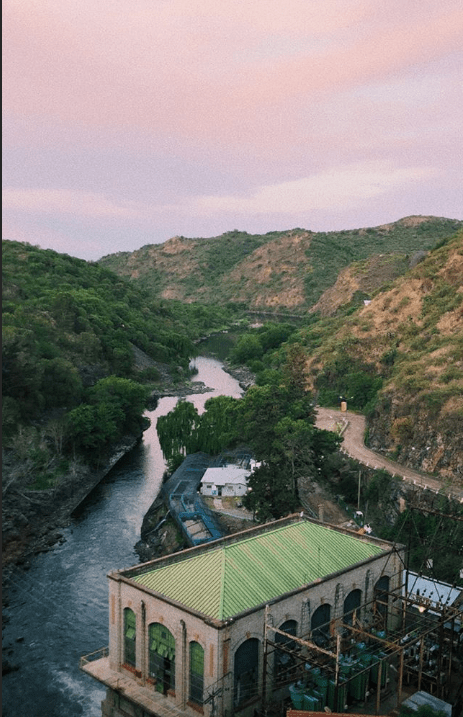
79, 646, 109, 669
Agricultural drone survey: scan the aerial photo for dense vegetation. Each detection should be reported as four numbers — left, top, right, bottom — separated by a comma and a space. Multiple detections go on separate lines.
157, 344, 341, 521
3, 226, 462, 582
2, 241, 237, 485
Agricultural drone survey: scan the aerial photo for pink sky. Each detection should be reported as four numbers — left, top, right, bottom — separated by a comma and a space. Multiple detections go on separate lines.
3, 0, 463, 260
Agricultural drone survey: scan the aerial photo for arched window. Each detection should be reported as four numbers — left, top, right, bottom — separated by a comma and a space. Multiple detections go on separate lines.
123, 608, 136, 668
149, 623, 175, 694
343, 589, 362, 626
275, 620, 297, 683
311, 604, 331, 647
374, 576, 390, 621
189, 641, 204, 705
234, 638, 259, 707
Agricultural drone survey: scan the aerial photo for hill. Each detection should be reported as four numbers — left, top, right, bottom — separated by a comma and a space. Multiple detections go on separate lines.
2, 240, 237, 475
98, 216, 462, 313
290, 231, 463, 483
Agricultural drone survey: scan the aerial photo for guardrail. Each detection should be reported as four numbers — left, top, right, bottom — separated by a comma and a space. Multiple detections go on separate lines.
79, 646, 109, 669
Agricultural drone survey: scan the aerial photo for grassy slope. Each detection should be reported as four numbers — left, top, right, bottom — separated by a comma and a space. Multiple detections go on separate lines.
299, 232, 463, 481
99, 216, 462, 312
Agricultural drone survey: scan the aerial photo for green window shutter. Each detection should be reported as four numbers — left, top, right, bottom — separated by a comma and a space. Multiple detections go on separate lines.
149, 623, 176, 693
124, 608, 136, 635
190, 642, 204, 676
189, 642, 204, 704
123, 608, 136, 668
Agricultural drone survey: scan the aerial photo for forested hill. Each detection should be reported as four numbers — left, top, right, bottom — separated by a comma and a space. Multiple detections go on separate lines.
2, 240, 232, 459
98, 216, 462, 313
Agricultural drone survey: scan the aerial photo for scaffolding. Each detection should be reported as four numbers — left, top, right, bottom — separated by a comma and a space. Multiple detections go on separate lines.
261, 557, 462, 715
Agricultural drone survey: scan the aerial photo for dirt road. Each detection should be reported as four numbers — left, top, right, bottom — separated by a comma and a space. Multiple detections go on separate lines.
315, 407, 463, 501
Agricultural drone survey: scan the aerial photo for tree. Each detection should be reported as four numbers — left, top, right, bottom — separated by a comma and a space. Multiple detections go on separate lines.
230, 334, 263, 364
236, 382, 339, 520
156, 400, 202, 461
67, 377, 148, 452
87, 376, 147, 432
40, 357, 82, 408
244, 463, 299, 522
274, 417, 317, 497
194, 395, 240, 454
283, 342, 309, 396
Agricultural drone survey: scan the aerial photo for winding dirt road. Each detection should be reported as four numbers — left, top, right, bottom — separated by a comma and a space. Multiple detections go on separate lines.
315, 407, 463, 501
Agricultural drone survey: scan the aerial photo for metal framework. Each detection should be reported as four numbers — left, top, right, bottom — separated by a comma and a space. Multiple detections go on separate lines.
261, 558, 462, 715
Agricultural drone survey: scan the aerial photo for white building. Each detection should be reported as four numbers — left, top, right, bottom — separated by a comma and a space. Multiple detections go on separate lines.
200, 465, 250, 497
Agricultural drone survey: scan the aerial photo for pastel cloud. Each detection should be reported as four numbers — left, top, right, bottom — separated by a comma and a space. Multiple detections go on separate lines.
2, 188, 140, 218
4, 0, 462, 151
191, 162, 438, 215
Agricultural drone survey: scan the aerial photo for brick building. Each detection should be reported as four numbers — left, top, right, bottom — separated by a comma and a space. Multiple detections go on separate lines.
81, 514, 404, 717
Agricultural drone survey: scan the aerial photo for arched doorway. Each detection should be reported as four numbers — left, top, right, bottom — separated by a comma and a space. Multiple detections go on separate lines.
343, 589, 362, 625
275, 620, 297, 684
148, 623, 176, 694
311, 604, 331, 647
234, 638, 259, 708
374, 575, 390, 623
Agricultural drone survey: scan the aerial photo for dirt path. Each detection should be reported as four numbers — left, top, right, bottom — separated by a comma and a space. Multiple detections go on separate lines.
315, 407, 463, 501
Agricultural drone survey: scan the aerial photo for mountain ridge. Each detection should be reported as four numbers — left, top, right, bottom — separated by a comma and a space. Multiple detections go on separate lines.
98, 215, 462, 314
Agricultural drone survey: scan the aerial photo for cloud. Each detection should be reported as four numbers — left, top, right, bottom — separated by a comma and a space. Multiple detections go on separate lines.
2, 188, 140, 218
3, 0, 462, 152
191, 162, 438, 215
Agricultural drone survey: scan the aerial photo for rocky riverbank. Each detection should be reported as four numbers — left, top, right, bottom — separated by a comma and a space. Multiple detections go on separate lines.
2, 432, 143, 574
221, 360, 255, 391
134, 494, 255, 564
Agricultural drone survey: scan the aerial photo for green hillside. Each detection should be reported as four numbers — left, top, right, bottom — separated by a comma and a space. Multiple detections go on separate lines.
2, 241, 234, 472
98, 216, 462, 312
241, 232, 463, 483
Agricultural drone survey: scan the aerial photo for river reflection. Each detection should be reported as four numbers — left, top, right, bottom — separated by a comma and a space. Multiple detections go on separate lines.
2, 357, 242, 717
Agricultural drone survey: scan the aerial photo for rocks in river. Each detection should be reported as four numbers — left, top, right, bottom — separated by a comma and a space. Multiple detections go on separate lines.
222, 362, 255, 391
149, 380, 214, 401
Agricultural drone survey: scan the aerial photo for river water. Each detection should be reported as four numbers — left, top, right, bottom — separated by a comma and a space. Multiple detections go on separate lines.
2, 357, 243, 717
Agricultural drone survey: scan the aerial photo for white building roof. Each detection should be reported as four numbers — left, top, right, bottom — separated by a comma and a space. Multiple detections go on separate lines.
201, 466, 250, 486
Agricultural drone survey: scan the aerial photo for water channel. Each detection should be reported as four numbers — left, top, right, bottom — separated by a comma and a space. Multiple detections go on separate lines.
2, 357, 243, 717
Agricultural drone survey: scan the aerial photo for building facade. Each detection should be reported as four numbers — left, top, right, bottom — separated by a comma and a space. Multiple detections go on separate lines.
81, 514, 404, 717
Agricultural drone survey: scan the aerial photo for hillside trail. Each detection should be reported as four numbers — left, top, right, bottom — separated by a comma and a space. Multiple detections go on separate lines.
315, 407, 463, 502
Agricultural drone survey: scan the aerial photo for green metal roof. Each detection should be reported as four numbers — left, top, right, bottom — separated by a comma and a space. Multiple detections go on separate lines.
133, 521, 385, 620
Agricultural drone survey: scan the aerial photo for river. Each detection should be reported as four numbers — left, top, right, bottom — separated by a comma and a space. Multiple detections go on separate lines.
2, 357, 243, 717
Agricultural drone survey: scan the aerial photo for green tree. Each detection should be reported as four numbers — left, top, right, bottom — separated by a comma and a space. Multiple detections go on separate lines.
237, 382, 340, 519
67, 377, 148, 451
194, 395, 240, 454
157, 400, 202, 461
230, 333, 263, 364
273, 417, 317, 496
283, 342, 309, 396
244, 462, 299, 522
40, 357, 83, 408
87, 376, 147, 432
